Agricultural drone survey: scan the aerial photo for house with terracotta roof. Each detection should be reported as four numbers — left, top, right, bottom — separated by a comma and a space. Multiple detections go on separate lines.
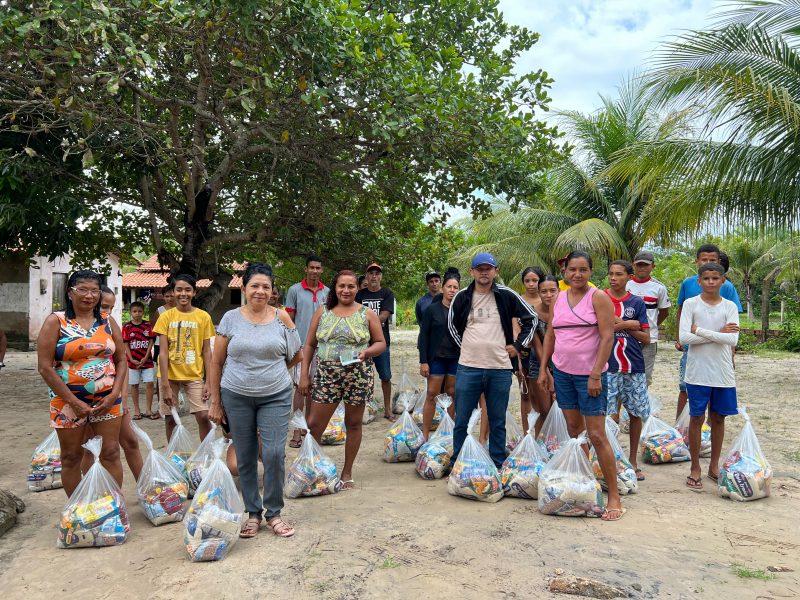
122, 255, 245, 323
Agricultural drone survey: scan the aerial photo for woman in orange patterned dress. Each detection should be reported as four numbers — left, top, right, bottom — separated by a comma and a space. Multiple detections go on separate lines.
37, 270, 128, 496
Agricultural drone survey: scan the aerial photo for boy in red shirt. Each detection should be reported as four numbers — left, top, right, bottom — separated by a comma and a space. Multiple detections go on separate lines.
122, 301, 157, 419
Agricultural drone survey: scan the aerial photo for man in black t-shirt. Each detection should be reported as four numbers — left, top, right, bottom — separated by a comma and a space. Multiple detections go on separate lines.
355, 263, 396, 421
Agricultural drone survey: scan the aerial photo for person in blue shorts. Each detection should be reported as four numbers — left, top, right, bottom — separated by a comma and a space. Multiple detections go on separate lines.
679, 263, 740, 491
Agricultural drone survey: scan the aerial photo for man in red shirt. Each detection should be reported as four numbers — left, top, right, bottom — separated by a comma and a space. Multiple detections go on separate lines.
122, 301, 157, 419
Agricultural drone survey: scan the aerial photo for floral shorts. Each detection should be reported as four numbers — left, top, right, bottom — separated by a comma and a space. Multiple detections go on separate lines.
50, 394, 123, 429
606, 372, 650, 418
312, 359, 373, 406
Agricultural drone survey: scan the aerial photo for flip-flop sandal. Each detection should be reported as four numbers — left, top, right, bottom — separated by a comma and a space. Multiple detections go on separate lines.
131, 414, 143, 420
706, 472, 719, 483
149, 413, 161, 420
239, 517, 261, 538
601, 507, 627, 521
383, 414, 397, 422
288, 438, 302, 448
635, 469, 645, 481
266, 517, 295, 538
340, 479, 355, 491
686, 476, 703, 491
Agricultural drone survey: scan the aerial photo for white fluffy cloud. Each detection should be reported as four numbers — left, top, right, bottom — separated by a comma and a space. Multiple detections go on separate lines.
499, 0, 717, 115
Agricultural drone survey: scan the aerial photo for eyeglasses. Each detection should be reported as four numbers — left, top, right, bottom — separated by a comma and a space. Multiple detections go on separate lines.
70, 286, 101, 297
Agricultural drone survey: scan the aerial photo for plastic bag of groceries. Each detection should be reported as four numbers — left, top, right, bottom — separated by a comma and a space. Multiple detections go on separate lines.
501, 411, 549, 499
538, 432, 605, 517
185, 422, 219, 497
432, 393, 449, 428
415, 395, 455, 479
321, 402, 347, 445
620, 393, 659, 434
166, 407, 196, 480
505, 410, 524, 453
675, 404, 711, 458
448, 409, 504, 502
411, 390, 427, 427
285, 410, 342, 498
383, 396, 425, 463
537, 401, 570, 458
28, 429, 63, 492
362, 397, 378, 425
639, 410, 689, 464
719, 406, 772, 502
57, 436, 129, 548
590, 417, 638, 495
391, 366, 419, 414
133, 422, 188, 525
184, 438, 244, 562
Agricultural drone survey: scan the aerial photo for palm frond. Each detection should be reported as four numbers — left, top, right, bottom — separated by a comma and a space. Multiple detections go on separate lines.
553, 218, 631, 260
715, 0, 800, 39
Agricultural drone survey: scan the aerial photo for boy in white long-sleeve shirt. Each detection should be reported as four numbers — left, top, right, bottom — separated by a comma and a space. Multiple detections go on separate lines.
679, 263, 740, 491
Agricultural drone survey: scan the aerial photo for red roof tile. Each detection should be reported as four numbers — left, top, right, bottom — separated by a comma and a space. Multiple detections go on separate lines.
123, 271, 242, 289
135, 255, 247, 274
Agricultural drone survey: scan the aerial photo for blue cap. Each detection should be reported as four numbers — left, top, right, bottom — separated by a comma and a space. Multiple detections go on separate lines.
471, 252, 497, 268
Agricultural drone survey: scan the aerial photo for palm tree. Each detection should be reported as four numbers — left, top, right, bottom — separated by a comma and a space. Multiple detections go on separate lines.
724, 231, 781, 320
455, 76, 698, 284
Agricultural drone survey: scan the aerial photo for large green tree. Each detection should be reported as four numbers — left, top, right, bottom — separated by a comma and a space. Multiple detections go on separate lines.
0, 0, 559, 308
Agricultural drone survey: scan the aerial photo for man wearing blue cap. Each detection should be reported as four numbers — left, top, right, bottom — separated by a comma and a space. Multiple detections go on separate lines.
448, 252, 538, 468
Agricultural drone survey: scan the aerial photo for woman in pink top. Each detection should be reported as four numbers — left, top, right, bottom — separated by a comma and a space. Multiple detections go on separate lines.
538, 251, 624, 521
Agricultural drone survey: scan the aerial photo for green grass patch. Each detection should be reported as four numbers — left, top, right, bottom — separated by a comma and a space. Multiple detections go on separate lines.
731, 564, 775, 580
379, 555, 401, 569
782, 448, 800, 463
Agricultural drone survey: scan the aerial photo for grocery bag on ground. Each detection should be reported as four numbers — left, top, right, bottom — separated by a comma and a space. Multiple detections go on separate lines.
432, 394, 449, 428
166, 407, 196, 479
57, 436, 129, 548
185, 423, 219, 496
639, 410, 689, 464
719, 407, 772, 502
415, 396, 455, 479
675, 404, 711, 458
591, 417, 638, 495
184, 438, 244, 562
391, 365, 419, 414
411, 390, 427, 427
28, 429, 63, 492
134, 424, 189, 525
362, 397, 378, 425
285, 411, 342, 497
501, 411, 549, 499
537, 401, 570, 458
619, 406, 630, 434
321, 402, 346, 445
505, 410, 524, 453
448, 409, 504, 502
383, 397, 425, 462
538, 432, 605, 517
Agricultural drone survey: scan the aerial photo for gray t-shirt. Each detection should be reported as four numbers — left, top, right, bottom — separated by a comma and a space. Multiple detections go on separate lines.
285, 280, 329, 342
217, 308, 302, 397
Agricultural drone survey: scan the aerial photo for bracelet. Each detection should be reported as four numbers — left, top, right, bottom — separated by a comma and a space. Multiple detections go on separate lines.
589, 374, 601, 380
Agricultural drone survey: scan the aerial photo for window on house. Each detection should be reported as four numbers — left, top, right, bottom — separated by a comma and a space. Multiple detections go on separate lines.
230, 289, 242, 305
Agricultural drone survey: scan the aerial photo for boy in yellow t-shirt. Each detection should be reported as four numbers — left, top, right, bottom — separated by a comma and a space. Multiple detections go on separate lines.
154, 274, 215, 442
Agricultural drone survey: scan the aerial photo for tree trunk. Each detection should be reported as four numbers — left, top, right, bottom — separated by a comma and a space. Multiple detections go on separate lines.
760, 266, 781, 341
195, 271, 233, 313
746, 284, 753, 321
781, 299, 785, 324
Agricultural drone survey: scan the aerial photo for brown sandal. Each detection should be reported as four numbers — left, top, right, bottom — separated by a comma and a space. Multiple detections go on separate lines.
239, 517, 261, 538
266, 517, 295, 538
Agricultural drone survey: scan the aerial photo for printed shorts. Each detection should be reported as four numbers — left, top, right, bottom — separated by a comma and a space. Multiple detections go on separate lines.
312, 359, 373, 406
606, 372, 650, 418
50, 394, 123, 429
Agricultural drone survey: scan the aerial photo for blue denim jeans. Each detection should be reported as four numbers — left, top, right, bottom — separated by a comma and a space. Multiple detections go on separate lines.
451, 365, 513, 468
221, 385, 292, 519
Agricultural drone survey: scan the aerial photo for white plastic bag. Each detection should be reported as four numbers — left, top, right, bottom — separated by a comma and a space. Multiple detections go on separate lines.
590, 417, 638, 495
321, 402, 347, 445
621, 393, 659, 434
285, 410, 342, 497
184, 438, 244, 561
639, 414, 690, 464
391, 366, 419, 414
448, 409, 504, 502
134, 424, 189, 525
719, 407, 772, 502
537, 401, 570, 458
166, 407, 196, 479
28, 430, 63, 492
505, 410, 524, 453
362, 397, 378, 425
500, 411, 549, 499
57, 436, 129, 548
675, 404, 711, 458
415, 395, 455, 479
538, 432, 605, 517
432, 393, 449, 428
383, 396, 425, 463
411, 390, 427, 427
185, 423, 219, 496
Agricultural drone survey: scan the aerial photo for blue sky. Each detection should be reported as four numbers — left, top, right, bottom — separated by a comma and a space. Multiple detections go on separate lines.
498, 0, 718, 115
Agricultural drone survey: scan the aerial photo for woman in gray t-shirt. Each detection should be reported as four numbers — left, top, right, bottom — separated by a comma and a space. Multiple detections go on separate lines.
208, 264, 302, 539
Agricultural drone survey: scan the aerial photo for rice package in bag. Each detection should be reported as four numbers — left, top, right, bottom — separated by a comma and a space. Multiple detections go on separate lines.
500, 411, 549, 499
285, 411, 342, 498
166, 407, 196, 480
590, 417, 638, 495
57, 436, 129, 548
505, 410, 524, 453
448, 409, 504, 502
675, 404, 711, 458
133, 423, 189, 526
185, 423, 219, 496
321, 402, 346, 445
184, 438, 244, 562
639, 414, 690, 464
383, 398, 425, 463
415, 396, 455, 479
719, 407, 772, 502
537, 401, 570, 458
28, 429, 63, 492
538, 432, 605, 517
362, 397, 378, 425
391, 368, 419, 414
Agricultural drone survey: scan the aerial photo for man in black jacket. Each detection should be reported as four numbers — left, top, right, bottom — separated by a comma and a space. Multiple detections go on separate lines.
448, 253, 538, 468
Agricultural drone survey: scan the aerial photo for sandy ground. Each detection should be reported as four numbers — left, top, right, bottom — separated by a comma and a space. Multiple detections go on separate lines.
1, 329, 799, 600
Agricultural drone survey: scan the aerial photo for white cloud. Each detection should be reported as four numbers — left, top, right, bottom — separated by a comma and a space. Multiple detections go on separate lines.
499, 0, 718, 116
